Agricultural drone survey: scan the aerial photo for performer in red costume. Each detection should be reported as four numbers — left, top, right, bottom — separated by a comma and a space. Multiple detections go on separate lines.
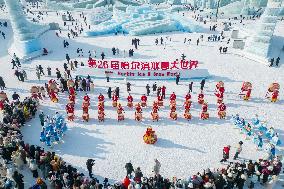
141, 94, 147, 107
271, 90, 279, 103
127, 94, 133, 108
69, 87, 75, 96
265, 83, 280, 103
151, 101, 159, 121
157, 95, 163, 106
135, 103, 142, 121
200, 102, 209, 120
98, 93, 105, 101
169, 102, 177, 120
198, 91, 204, 105
170, 92, 176, 101
185, 92, 191, 102
217, 102, 226, 119
184, 99, 192, 121
215, 91, 224, 104
240, 82, 252, 101
82, 100, 89, 122
69, 94, 75, 105
117, 103, 125, 121
0, 100, 4, 111
83, 94, 90, 106
170, 109, 177, 120
184, 100, 191, 113
49, 90, 58, 103
98, 93, 105, 108
98, 104, 105, 122
244, 88, 252, 101
215, 81, 225, 94
0, 92, 7, 111
66, 103, 75, 121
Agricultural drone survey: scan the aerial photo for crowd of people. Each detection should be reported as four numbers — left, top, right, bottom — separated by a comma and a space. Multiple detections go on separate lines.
39, 112, 68, 147
0, 20, 7, 39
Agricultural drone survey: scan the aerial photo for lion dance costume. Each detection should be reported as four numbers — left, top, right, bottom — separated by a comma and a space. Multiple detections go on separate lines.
143, 127, 157, 144
266, 83, 280, 103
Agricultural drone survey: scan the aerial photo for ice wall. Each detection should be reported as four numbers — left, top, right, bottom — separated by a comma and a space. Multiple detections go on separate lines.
87, 7, 113, 24
4, 0, 50, 59
45, 0, 73, 11
85, 5, 205, 36
71, 0, 140, 8
244, 0, 282, 59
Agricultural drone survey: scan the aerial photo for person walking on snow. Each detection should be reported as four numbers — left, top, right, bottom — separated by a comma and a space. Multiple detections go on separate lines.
107, 87, 112, 99
39, 112, 45, 126
0, 76, 6, 90
11, 59, 17, 69
127, 82, 131, 92
269, 58, 274, 67
153, 159, 161, 176
233, 141, 243, 160
86, 159, 95, 178
146, 84, 150, 96
200, 79, 206, 91
38, 65, 44, 75
22, 70, 27, 80
125, 162, 134, 178
276, 57, 280, 67
36, 71, 41, 80
101, 52, 105, 60
176, 73, 180, 85
152, 82, 157, 93
47, 67, 51, 76
220, 145, 230, 162
66, 54, 70, 64
189, 82, 193, 93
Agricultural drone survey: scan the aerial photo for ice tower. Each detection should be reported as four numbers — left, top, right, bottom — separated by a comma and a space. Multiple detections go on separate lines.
244, 0, 282, 60
4, 0, 50, 59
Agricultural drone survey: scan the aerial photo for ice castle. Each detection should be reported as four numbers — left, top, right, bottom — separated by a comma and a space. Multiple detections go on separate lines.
244, 0, 282, 59
4, 0, 50, 59
85, 5, 205, 36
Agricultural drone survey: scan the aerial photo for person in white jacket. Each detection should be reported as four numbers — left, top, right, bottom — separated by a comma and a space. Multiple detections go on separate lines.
29, 159, 38, 178
153, 159, 161, 176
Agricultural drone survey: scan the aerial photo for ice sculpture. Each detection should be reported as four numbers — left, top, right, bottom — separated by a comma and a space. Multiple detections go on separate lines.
85, 5, 205, 36
71, 0, 140, 8
45, 0, 73, 11
87, 7, 113, 25
4, 0, 50, 59
211, 0, 268, 17
244, 0, 282, 59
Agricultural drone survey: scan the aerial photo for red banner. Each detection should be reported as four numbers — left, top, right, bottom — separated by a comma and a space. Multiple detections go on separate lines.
88, 59, 199, 71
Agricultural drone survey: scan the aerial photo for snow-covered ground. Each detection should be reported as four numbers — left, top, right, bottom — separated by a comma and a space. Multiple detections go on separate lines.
0, 5, 284, 188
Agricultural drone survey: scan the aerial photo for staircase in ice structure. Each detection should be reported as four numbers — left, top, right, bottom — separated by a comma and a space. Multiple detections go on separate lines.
244, 0, 282, 61
4, 0, 50, 59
